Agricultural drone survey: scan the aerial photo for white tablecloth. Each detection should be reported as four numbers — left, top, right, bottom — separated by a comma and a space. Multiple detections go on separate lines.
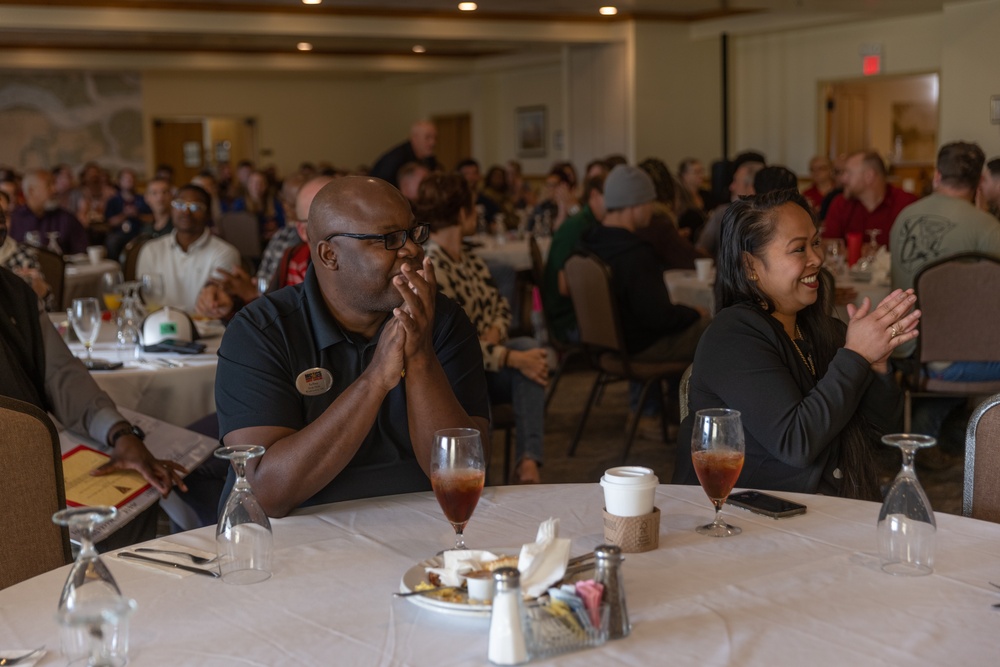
470, 235, 551, 273
52, 313, 220, 428
834, 276, 893, 323
2, 484, 996, 665
62, 258, 120, 309
665, 270, 715, 313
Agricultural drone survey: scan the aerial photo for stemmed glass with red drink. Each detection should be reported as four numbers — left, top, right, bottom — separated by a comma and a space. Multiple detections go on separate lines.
691, 408, 746, 537
431, 428, 486, 550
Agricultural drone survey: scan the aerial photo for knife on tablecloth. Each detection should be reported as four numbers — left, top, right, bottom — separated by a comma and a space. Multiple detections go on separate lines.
117, 551, 220, 578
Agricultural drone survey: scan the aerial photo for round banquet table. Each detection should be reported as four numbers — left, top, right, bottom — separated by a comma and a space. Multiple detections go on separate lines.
664, 269, 715, 314
50, 313, 221, 428
1, 484, 997, 666
469, 235, 551, 273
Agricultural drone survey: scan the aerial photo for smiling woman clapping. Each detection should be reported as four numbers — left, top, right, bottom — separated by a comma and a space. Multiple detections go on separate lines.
673, 189, 921, 500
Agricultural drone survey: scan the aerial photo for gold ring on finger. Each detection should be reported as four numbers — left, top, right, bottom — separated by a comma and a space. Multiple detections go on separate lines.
890, 324, 899, 338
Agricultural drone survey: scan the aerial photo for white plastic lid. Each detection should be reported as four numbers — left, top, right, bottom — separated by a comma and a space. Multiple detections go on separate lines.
600, 466, 658, 488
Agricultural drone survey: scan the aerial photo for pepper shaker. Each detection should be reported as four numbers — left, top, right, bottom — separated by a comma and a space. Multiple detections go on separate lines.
594, 544, 630, 639
488, 567, 529, 665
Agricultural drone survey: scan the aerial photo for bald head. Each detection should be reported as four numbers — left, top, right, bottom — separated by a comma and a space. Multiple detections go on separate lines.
296, 176, 335, 222
409, 120, 437, 160
308, 176, 411, 247
22, 170, 53, 211
308, 175, 422, 321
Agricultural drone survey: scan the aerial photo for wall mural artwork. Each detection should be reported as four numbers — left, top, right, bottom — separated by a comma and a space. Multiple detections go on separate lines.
0, 71, 144, 174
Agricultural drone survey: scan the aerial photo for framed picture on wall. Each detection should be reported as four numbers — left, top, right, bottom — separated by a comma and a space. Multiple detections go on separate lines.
516, 106, 546, 158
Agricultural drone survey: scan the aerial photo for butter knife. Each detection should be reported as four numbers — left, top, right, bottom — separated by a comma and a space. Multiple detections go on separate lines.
117, 551, 220, 577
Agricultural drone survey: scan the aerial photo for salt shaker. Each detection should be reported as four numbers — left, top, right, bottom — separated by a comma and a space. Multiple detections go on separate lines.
594, 544, 630, 639
488, 567, 529, 665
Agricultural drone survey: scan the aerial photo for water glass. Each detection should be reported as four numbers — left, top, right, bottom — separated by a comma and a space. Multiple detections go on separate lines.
877, 433, 937, 575
216, 445, 273, 584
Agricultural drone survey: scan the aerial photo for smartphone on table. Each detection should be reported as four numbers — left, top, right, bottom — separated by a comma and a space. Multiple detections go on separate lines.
726, 490, 807, 519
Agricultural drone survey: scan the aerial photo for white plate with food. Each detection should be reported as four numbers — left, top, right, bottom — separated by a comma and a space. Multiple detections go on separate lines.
399, 554, 518, 617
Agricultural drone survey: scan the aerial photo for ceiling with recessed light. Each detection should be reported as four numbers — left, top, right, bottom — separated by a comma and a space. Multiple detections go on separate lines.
0, 0, 952, 63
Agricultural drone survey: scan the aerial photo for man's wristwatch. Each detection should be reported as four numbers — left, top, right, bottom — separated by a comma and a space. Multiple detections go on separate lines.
108, 423, 145, 448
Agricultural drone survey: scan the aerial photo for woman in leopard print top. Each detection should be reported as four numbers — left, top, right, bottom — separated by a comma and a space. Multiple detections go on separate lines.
417, 173, 546, 484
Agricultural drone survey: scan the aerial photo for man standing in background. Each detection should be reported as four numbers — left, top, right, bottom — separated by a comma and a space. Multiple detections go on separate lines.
370, 120, 439, 188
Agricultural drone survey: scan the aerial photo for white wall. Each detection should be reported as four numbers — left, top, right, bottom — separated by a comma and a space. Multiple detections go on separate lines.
567, 41, 631, 175
405, 57, 566, 176
940, 0, 1000, 153
731, 12, 942, 171
633, 21, 723, 171
141, 70, 418, 176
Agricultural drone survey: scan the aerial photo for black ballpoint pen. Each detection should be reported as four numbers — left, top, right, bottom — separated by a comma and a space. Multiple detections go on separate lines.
117, 551, 220, 578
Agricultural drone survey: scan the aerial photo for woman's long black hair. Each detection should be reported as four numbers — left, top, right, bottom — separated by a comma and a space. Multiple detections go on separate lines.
716, 189, 880, 500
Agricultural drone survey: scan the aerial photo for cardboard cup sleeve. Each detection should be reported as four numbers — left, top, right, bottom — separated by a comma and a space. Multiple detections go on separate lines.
602, 507, 660, 553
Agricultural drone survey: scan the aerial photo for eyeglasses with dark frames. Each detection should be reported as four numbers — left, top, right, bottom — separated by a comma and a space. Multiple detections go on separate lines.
323, 223, 430, 251
171, 200, 208, 213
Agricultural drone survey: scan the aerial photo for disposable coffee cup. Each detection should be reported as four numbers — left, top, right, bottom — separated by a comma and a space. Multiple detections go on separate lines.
695, 258, 714, 282
87, 245, 105, 264
600, 466, 658, 517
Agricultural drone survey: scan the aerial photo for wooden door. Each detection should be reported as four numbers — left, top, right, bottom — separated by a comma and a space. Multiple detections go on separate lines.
827, 85, 868, 157
433, 113, 471, 173
152, 120, 204, 184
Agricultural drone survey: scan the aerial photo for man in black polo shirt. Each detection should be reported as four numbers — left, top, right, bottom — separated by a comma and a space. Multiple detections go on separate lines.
215, 176, 490, 517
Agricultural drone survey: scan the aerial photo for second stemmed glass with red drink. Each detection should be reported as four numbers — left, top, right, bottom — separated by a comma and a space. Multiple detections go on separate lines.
431, 428, 486, 550
691, 408, 746, 537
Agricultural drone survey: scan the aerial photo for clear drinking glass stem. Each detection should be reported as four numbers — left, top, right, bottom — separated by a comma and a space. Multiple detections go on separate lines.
709, 499, 726, 530
899, 445, 916, 474
84, 342, 93, 361
453, 525, 467, 549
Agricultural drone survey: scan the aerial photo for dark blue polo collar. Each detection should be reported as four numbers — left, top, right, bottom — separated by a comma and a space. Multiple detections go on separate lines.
301, 263, 390, 351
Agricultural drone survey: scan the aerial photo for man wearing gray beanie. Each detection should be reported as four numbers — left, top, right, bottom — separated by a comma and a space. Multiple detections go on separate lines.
579, 164, 709, 364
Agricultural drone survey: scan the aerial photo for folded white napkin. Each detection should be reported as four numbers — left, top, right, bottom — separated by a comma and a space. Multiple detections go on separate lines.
426, 550, 499, 587
871, 247, 892, 286
517, 517, 571, 599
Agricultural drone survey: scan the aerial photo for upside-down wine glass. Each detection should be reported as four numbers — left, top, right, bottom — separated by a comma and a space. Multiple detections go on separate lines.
52, 506, 131, 664
431, 428, 486, 550
691, 408, 746, 537
877, 433, 937, 576
215, 445, 273, 584
69, 297, 102, 367
140, 273, 165, 312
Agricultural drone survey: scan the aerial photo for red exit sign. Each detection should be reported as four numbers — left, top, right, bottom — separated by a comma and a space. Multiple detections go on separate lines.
863, 54, 882, 76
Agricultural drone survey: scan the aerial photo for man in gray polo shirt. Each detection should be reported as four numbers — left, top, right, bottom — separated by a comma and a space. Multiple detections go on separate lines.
215, 176, 490, 517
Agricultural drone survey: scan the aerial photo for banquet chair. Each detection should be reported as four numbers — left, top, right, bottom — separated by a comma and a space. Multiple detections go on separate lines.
564, 252, 688, 464
216, 211, 262, 268
902, 253, 1000, 430
963, 393, 1000, 523
679, 364, 693, 423
120, 232, 151, 281
0, 396, 72, 590
528, 235, 584, 412
34, 246, 65, 309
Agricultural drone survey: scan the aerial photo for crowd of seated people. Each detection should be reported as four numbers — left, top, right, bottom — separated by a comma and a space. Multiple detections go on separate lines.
5, 126, 1000, 544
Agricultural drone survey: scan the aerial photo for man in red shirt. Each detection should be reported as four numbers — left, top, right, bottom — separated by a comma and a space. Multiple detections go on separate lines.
196, 176, 332, 319
822, 150, 917, 248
